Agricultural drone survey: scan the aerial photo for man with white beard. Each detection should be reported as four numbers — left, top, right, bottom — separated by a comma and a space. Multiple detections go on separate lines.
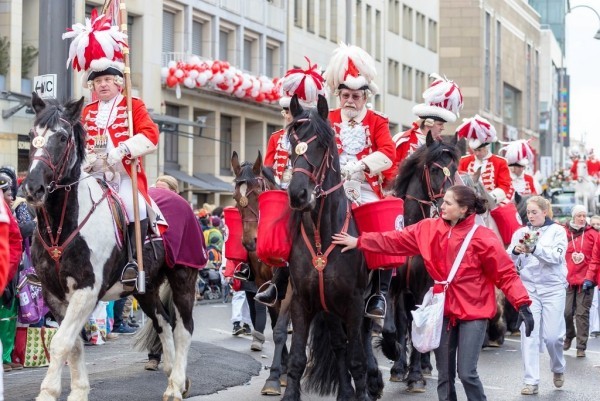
324, 43, 396, 318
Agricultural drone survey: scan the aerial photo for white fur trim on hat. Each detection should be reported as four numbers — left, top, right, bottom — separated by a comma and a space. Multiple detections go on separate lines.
279, 96, 291, 108
571, 204, 587, 217
499, 140, 535, 166
456, 115, 497, 149
411, 104, 457, 123
323, 43, 378, 95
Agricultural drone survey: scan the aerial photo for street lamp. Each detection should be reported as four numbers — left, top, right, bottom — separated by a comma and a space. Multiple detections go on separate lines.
567, 4, 600, 39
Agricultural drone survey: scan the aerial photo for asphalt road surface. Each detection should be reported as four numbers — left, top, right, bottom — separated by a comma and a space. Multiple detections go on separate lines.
4, 299, 600, 400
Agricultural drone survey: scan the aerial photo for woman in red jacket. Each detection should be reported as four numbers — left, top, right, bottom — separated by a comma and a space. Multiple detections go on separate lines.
563, 205, 598, 357
333, 185, 534, 401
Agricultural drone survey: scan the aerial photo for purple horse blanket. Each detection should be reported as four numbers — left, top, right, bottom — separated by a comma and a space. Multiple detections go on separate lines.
149, 187, 207, 269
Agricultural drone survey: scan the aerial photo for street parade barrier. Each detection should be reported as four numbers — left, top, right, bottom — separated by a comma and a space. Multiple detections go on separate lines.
224, 206, 248, 262
257, 190, 292, 267
489, 202, 522, 245
352, 197, 406, 269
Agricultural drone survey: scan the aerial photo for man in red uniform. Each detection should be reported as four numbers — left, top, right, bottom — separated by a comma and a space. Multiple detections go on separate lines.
323, 43, 397, 317
394, 74, 463, 167
586, 149, 600, 179
64, 10, 159, 283
500, 140, 541, 195
457, 115, 519, 245
569, 149, 581, 181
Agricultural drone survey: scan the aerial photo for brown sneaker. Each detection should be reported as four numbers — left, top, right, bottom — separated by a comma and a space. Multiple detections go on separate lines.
3, 364, 12, 372
521, 384, 538, 395
562, 337, 572, 351
145, 359, 159, 371
9, 362, 23, 370
553, 372, 564, 388
576, 349, 586, 358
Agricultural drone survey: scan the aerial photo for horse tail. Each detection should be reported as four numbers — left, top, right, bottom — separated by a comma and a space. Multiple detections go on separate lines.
133, 282, 174, 354
303, 312, 340, 396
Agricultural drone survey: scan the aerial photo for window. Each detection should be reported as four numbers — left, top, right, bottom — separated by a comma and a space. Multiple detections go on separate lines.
164, 104, 179, 166
402, 64, 413, 100
244, 39, 253, 72
375, 9, 382, 61
319, 0, 327, 38
192, 20, 203, 57
307, 0, 315, 33
415, 70, 426, 99
402, 5, 413, 40
331, 0, 338, 42
366, 5, 372, 54
266, 47, 274, 77
416, 12, 426, 47
220, 115, 233, 176
388, 0, 399, 34
534, 49, 540, 130
294, 0, 303, 28
162, 11, 175, 53
356, 0, 362, 47
526, 43, 532, 128
495, 20, 502, 115
503, 83, 521, 127
428, 19, 437, 52
484, 12, 491, 112
387, 59, 399, 96
219, 30, 230, 62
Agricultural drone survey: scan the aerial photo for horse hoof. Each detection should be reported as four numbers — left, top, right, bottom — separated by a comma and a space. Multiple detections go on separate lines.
280, 373, 288, 387
261, 380, 282, 395
389, 372, 405, 382
406, 381, 426, 393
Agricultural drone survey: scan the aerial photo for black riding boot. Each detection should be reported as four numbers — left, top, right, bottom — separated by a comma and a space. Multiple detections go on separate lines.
254, 266, 290, 306
121, 219, 148, 290
365, 268, 393, 319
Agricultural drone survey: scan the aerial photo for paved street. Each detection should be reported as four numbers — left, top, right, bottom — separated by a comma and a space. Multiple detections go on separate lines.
3, 300, 600, 400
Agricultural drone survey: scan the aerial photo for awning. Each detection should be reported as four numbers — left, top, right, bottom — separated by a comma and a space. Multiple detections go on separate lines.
164, 168, 232, 193
194, 173, 234, 192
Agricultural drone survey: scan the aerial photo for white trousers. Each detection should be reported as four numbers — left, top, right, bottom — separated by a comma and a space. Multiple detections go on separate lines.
230, 290, 252, 325
520, 288, 566, 385
119, 176, 147, 221
590, 289, 600, 334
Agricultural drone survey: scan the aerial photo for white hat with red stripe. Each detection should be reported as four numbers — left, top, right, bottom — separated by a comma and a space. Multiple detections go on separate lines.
278, 57, 327, 109
323, 43, 378, 95
499, 140, 535, 167
63, 9, 127, 88
412, 74, 463, 123
456, 115, 497, 149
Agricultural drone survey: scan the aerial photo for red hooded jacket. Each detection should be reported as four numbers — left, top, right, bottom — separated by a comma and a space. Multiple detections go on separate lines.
357, 214, 531, 321
564, 224, 598, 286
0, 200, 10, 292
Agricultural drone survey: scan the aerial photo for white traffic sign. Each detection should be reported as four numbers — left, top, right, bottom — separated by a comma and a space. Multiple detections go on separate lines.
33, 74, 57, 99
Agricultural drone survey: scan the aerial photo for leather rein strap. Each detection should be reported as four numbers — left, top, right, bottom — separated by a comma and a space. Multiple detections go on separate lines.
300, 202, 352, 313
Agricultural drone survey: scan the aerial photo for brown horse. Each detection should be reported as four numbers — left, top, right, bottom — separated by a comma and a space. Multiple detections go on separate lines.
231, 151, 291, 395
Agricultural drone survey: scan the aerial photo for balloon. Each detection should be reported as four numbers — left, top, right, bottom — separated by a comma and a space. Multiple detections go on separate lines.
174, 69, 184, 79
212, 61, 221, 73
183, 77, 195, 88
189, 69, 199, 79
255, 94, 265, 102
168, 60, 177, 69
196, 73, 208, 86
160, 67, 169, 79
166, 75, 178, 87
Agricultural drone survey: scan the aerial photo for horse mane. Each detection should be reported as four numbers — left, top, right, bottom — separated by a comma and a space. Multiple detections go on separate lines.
290, 106, 335, 149
34, 98, 87, 163
394, 138, 460, 198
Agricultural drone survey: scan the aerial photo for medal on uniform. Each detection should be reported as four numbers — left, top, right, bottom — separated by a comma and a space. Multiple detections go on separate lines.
295, 142, 308, 155
238, 196, 248, 207
32, 136, 46, 148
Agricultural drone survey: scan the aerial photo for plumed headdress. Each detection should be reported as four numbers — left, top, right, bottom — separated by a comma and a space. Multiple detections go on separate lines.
278, 57, 327, 109
323, 43, 378, 95
499, 140, 535, 167
412, 74, 463, 123
569, 148, 581, 158
456, 115, 497, 149
62, 9, 127, 88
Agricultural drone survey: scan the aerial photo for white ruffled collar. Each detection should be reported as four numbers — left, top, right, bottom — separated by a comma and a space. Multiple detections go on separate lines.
96, 94, 123, 128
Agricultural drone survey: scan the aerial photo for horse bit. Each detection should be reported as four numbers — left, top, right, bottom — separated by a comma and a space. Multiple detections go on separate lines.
405, 155, 455, 219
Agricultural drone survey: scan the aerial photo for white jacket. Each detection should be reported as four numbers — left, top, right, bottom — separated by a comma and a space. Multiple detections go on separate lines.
507, 222, 568, 295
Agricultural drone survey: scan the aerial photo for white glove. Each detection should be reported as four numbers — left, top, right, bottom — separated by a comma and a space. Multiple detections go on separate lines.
107, 144, 129, 166
344, 160, 366, 175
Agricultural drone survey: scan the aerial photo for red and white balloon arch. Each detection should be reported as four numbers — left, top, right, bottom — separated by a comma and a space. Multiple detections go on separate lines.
161, 56, 281, 104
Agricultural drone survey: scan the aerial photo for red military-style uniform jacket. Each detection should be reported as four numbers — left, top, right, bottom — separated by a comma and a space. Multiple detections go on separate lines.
458, 153, 514, 202
357, 214, 531, 321
587, 159, 600, 178
264, 129, 288, 181
570, 159, 579, 181
0, 200, 11, 292
393, 122, 422, 168
511, 173, 538, 195
329, 108, 397, 198
565, 224, 598, 286
82, 96, 159, 204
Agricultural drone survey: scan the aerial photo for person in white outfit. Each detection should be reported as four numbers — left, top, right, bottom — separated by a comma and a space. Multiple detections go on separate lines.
508, 196, 568, 395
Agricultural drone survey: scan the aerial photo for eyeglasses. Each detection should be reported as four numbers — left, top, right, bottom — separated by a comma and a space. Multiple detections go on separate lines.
93, 76, 116, 85
339, 93, 365, 101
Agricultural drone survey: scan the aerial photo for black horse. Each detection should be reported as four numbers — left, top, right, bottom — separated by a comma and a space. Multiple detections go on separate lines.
380, 133, 460, 392
283, 95, 383, 401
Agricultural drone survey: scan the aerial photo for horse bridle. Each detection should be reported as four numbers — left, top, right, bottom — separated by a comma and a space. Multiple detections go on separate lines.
405, 154, 456, 218
235, 176, 269, 223
289, 118, 344, 198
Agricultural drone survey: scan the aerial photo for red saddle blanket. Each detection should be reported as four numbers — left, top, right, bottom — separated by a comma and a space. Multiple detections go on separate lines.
149, 188, 207, 269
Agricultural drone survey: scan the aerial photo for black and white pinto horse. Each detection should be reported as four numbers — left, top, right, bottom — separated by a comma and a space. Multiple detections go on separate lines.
379, 133, 459, 391
24, 93, 198, 401
284, 95, 383, 401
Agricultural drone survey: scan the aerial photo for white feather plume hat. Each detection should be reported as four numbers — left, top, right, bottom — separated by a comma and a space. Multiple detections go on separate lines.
278, 57, 327, 109
412, 74, 463, 123
323, 43, 378, 95
456, 115, 497, 149
499, 140, 535, 167
62, 9, 127, 88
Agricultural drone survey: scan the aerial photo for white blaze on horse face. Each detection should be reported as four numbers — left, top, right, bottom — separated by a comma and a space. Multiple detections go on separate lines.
240, 183, 248, 198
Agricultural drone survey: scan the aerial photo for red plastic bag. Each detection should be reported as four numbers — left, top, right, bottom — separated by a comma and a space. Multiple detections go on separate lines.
256, 191, 292, 267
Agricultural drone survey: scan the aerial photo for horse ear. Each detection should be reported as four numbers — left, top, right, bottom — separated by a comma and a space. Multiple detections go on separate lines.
317, 95, 328, 120
64, 97, 85, 124
253, 151, 263, 175
31, 92, 46, 115
231, 151, 241, 176
290, 95, 302, 118
426, 130, 434, 146
451, 133, 458, 145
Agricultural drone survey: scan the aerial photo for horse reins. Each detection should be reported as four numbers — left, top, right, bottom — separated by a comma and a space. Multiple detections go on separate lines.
405, 157, 455, 219
237, 177, 269, 223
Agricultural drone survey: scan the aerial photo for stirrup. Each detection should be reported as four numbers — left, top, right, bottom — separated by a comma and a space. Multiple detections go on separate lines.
254, 281, 278, 307
233, 262, 251, 281
364, 293, 387, 319
121, 262, 139, 292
